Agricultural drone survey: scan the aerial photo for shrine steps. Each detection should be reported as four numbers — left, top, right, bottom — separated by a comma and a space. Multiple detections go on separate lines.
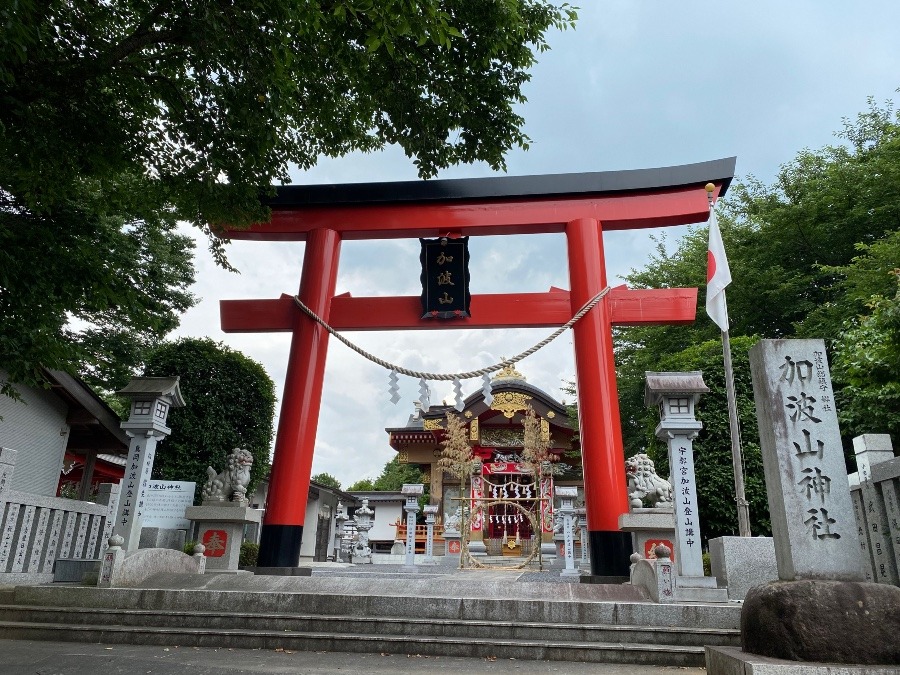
0, 575, 741, 667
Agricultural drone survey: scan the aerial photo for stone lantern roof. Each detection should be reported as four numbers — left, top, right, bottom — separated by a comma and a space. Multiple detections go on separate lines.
643, 371, 709, 406
116, 376, 186, 407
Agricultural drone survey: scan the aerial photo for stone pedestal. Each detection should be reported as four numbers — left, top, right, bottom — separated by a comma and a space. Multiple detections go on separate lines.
540, 540, 557, 564
630, 546, 676, 603
618, 508, 676, 561
552, 533, 565, 567
185, 505, 261, 573
442, 532, 462, 566
467, 539, 487, 557
709, 536, 778, 601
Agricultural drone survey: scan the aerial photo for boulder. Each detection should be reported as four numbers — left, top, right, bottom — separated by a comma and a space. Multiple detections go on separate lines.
742, 579, 900, 665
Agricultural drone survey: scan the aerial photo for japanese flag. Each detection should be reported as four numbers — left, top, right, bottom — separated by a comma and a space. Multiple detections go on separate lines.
706, 206, 731, 331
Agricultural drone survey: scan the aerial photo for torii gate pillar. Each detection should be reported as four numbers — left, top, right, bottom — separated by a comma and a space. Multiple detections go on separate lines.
259, 228, 340, 562
567, 217, 631, 570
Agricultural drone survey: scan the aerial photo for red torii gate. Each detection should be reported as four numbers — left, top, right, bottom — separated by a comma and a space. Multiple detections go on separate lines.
220, 157, 735, 575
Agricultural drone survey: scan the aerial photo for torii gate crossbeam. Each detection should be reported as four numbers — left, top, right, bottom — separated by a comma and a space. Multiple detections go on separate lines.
220, 157, 735, 576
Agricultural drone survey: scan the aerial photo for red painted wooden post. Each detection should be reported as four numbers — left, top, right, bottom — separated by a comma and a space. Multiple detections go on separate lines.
566, 218, 632, 576
258, 228, 341, 567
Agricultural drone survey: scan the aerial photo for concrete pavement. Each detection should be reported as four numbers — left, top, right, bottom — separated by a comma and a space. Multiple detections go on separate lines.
0, 639, 707, 675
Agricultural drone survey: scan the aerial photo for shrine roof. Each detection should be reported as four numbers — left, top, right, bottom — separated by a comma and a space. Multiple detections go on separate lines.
386, 378, 571, 438
264, 157, 736, 208
345, 490, 405, 502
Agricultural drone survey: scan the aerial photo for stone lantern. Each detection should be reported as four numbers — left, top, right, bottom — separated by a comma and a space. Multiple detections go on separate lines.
118, 376, 185, 437
112, 376, 185, 552
644, 371, 726, 602
351, 499, 375, 564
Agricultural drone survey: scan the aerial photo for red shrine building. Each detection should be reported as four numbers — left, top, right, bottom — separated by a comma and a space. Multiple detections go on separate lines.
220, 157, 735, 575
387, 365, 580, 557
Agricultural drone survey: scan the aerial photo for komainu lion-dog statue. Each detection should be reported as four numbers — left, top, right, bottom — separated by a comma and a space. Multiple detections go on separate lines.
202, 447, 254, 505
625, 453, 674, 508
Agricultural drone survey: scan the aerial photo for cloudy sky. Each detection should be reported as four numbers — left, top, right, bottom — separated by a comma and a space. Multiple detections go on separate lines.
173, 2, 900, 487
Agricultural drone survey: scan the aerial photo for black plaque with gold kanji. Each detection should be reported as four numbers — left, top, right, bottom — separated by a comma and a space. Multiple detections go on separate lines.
420, 237, 471, 319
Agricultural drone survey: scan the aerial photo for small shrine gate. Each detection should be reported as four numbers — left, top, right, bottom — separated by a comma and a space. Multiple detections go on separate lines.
220, 157, 736, 575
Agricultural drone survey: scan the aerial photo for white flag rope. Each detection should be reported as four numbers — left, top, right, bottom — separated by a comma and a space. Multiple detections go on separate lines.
292, 286, 610, 404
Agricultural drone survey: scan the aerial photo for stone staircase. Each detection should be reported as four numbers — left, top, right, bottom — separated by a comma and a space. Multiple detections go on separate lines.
0, 573, 741, 666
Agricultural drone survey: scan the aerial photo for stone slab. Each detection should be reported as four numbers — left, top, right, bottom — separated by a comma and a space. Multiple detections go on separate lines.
185, 505, 263, 523
53, 559, 100, 583
870, 456, 900, 484
675, 585, 729, 603
140, 480, 195, 529
138, 527, 186, 551
853, 435, 899, 584
244, 566, 312, 576
112, 548, 203, 587
709, 536, 778, 601
619, 509, 675, 530
878, 477, 900, 574
851, 487, 877, 582
13, 573, 731, 626
707, 646, 899, 675
749, 339, 862, 581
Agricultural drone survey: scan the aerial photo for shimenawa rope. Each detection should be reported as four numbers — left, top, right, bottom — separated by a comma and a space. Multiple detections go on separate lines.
291, 286, 611, 381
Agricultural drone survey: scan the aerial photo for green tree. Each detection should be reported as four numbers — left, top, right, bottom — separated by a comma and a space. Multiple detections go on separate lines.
143, 338, 276, 503
373, 456, 426, 492
1, 1, 575, 395
832, 267, 900, 444
312, 472, 342, 490
0, 185, 196, 397
347, 478, 377, 491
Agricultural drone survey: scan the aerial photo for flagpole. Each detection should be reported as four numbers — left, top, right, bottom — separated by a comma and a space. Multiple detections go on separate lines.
706, 183, 752, 537
721, 327, 752, 537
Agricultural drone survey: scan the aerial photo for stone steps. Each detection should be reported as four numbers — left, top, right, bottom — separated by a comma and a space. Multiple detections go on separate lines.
0, 618, 719, 666
0, 576, 741, 666
0, 604, 739, 647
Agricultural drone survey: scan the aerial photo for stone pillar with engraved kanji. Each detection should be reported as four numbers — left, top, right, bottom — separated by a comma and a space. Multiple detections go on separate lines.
749, 339, 862, 581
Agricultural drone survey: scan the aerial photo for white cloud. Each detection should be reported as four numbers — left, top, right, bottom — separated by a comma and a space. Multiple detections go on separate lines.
172, 2, 900, 487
